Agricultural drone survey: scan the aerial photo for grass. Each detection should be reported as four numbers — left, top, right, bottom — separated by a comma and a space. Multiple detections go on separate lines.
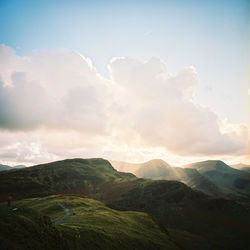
1, 195, 179, 250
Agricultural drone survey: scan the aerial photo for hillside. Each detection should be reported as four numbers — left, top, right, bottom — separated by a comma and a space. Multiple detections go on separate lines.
0, 195, 179, 250
1, 158, 250, 249
111, 159, 225, 197
0, 164, 26, 172
231, 163, 250, 173
0, 164, 12, 171
109, 179, 250, 249
184, 160, 250, 198
0, 203, 68, 250
0, 158, 137, 201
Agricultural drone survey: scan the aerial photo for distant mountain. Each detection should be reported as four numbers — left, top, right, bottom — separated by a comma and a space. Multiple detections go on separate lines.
184, 160, 250, 199
0, 164, 12, 171
111, 159, 225, 198
0, 164, 26, 172
0, 158, 249, 249
14, 164, 26, 169
110, 160, 143, 173
231, 163, 250, 173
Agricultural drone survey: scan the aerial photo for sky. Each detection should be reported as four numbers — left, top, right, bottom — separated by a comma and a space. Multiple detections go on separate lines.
0, 0, 249, 166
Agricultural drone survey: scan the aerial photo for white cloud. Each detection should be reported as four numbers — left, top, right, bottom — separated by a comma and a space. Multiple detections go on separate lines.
108, 57, 248, 156
0, 45, 248, 165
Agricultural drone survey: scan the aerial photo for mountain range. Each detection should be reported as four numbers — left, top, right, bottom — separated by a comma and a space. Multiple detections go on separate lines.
111, 159, 250, 200
0, 158, 249, 249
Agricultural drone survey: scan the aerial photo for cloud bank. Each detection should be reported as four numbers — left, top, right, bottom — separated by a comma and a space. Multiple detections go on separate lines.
0, 45, 248, 165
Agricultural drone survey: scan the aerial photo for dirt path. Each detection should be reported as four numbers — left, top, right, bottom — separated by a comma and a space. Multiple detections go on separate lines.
54, 202, 71, 225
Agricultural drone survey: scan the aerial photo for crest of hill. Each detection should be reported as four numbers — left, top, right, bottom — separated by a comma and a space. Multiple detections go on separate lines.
184, 160, 241, 173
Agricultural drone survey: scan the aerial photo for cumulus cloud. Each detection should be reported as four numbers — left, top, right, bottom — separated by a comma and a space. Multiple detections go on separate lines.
0, 45, 248, 165
108, 57, 248, 156
0, 45, 108, 133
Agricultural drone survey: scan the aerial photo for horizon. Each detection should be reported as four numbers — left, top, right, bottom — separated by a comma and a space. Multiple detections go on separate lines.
0, 0, 249, 166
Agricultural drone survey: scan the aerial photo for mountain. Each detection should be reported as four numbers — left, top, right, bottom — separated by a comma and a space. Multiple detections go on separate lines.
0, 158, 249, 249
0, 164, 12, 171
13, 165, 26, 169
110, 160, 143, 173
111, 159, 225, 198
184, 160, 250, 199
0, 164, 26, 172
0, 158, 137, 201
0, 195, 179, 250
231, 163, 250, 173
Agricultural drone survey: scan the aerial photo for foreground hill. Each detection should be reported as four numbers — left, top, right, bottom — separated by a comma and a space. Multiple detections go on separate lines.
184, 160, 250, 199
0, 158, 250, 249
0, 195, 179, 250
111, 159, 224, 197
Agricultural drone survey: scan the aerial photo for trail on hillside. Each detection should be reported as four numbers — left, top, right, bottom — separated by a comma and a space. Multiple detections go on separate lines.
55, 202, 71, 225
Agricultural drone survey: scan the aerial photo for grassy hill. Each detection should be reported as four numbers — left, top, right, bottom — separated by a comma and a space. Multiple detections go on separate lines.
1, 158, 250, 249
184, 160, 250, 199
111, 159, 225, 198
0, 195, 179, 250
0, 158, 137, 201
109, 179, 250, 249
0, 203, 68, 250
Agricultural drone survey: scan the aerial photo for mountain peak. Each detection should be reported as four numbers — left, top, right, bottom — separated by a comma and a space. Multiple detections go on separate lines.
143, 159, 170, 167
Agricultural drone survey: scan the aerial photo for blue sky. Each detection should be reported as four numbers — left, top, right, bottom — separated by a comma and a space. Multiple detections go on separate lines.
0, 0, 249, 121
0, 0, 249, 165
4, 0, 247, 124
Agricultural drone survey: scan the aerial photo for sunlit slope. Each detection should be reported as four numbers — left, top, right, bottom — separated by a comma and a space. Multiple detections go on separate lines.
112, 159, 224, 197
6, 195, 179, 250
185, 160, 250, 197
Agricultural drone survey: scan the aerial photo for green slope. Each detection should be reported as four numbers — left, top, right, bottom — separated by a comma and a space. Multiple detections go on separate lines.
0, 204, 68, 250
1, 195, 179, 250
112, 159, 225, 198
1, 158, 250, 249
109, 179, 250, 249
0, 158, 137, 201
185, 160, 250, 198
